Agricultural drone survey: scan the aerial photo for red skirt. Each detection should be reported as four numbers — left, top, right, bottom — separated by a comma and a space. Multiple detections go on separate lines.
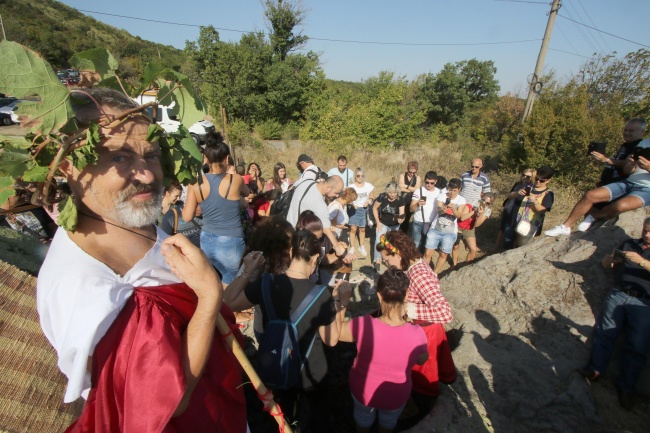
411, 322, 456, 397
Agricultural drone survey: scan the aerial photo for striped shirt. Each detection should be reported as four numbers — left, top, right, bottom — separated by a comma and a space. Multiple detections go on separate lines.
460, 171, 491, 207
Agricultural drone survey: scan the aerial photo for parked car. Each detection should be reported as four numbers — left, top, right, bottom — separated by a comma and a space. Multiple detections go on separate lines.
0, 112, 12, 125
0, 100, 21, 123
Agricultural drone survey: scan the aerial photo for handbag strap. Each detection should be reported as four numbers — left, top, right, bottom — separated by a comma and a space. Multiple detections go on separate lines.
420, 187, 425, 221
171, 207, 179, 234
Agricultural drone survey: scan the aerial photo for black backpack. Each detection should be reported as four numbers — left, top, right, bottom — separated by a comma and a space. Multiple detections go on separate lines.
255, 273, 327, 390
269, 180, 316, 220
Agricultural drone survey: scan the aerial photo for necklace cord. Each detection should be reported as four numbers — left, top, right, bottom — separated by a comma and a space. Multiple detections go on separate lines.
78, 211, 157, 242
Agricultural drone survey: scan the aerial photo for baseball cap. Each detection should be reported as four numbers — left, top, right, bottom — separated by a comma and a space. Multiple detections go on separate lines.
297, 154, 313, 164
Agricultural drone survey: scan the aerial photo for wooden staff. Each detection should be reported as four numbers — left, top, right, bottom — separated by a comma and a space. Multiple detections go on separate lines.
215, 314, 293, 433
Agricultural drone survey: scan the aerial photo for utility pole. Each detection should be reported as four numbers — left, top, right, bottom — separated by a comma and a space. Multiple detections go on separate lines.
521, 0, 561, 123
0, 15, 7, 41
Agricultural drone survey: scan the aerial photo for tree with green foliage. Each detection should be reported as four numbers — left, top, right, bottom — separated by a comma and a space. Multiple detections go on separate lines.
263, 0, 308, 61
578, 49, 650, 120
185, 23, 322, 126
418, 59, 499, 126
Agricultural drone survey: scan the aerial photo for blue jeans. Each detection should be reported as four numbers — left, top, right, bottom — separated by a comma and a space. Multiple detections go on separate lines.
351, 394, 405, 430
588, 289, 650, 392
200, 232, 245, 284
411, 221, 432, 251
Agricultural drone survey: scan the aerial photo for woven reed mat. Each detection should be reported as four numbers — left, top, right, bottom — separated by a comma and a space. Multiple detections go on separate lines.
0, 260, 83, 433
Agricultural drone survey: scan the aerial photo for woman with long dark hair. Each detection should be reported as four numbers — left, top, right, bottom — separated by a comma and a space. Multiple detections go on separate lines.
183, 131, 249, 286
265, 162, 292, 193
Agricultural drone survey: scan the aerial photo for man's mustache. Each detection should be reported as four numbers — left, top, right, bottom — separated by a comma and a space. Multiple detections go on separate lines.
119, 183, 163, 200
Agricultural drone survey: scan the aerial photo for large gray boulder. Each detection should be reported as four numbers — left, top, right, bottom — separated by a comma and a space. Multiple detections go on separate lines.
410, 209, 650, 433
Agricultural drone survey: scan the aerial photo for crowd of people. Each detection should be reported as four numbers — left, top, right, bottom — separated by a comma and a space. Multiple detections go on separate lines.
0, 86, 645, 431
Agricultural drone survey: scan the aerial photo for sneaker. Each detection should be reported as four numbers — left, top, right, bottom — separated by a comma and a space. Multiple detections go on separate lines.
544, 225, 571, 237
348, 247, 355, 255
358, 246, 368, 257
578, 215, 596, 232
578, 367, 600, 382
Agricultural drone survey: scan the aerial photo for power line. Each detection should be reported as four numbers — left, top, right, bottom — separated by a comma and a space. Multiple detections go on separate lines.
558, 14, 650, 49
549, 47, 591, 58
77, 8, 541, 47
494, 0, 548, 4
563, 0, 604, 54
555, 23, 582, 57
574, 0, 613, 52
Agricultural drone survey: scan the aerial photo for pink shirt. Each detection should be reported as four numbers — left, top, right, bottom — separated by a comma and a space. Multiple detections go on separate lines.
349, 316, 428, 410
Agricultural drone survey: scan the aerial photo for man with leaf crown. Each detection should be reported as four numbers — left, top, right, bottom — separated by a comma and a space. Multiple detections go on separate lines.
0, 41, 248, 432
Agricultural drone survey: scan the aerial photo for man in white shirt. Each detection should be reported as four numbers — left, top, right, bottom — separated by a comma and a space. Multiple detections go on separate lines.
36, 88, 246, 431
410, 171, 441, 251
327, 155, 354, 187
296, 153, 321, 180
423, 178, 469, 274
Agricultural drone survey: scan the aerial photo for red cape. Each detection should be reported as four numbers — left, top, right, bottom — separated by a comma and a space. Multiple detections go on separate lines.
66, 283, 247, 433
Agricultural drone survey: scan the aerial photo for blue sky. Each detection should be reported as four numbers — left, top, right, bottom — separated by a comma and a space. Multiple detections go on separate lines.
57, 0, 648, 95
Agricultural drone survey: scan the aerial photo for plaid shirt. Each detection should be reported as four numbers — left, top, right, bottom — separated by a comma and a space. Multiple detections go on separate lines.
406, 260, 453, 323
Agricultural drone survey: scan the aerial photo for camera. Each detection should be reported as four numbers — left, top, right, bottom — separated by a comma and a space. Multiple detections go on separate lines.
613, 249, 625, 262
524, 186, 532, 195
632, 147, 650, 161
445, 197, 451, 205
421, 196, 427, 204
587, 141, 607, 156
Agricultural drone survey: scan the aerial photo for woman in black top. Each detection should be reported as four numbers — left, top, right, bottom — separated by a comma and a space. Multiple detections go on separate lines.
498, 169, 535, 250
225, 229, 351, 432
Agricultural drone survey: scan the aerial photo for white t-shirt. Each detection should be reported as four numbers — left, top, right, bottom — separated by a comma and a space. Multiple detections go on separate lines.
411, 186, 441, 223
328, 200, 349, 237
434, 194, 467, 235
351, 182, 374, 208
327, 167, 355, 187
37, 228, 180, 403
287, 178, 330, 229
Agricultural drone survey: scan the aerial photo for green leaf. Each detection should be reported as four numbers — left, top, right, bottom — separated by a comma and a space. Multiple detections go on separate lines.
158, 70, 207, 125
0, 144, 31, 178
0, 40, 73, 134
0, 134, 32, 150
132, 63, 164, 98
69, 48, 118, 80
176, 126, 203, 162
96, 76, 133, 95
0, 177, 15, 206
57, 196, 78, 231
21, 164, 49, 182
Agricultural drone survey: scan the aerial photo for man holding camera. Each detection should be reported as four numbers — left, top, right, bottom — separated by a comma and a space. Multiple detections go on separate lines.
410, 171, 441, 251
545, 138, 650, 236
591, 118, 647, 187
579, 217, 650, 410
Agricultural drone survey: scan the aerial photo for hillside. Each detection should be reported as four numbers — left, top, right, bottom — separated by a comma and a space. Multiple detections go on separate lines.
0, 0, 185, 78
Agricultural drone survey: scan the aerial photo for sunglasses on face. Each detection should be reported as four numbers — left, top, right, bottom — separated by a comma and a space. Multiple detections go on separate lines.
536, 178, 548, 183
522, 174, 531, 179
408, 171, 417, 174
425, 181, 436, 185
356, 175, 364, 178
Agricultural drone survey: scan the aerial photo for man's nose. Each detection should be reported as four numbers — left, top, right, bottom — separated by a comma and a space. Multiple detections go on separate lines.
131, 157, 157, 184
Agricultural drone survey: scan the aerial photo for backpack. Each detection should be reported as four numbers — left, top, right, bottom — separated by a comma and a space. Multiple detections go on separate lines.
269, 180, 316, 220
255, 273, 328, 390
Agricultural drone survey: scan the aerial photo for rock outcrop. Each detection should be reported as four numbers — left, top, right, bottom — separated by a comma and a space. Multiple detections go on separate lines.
411, 210, 650, 433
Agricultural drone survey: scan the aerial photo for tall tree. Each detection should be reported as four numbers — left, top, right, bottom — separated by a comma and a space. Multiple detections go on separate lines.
263, 0, 308, 61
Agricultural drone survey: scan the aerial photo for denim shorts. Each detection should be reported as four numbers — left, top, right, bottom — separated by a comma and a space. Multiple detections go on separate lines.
348, 206, 367, 228
603, 180, 650, 206
352, 394, 405, 429
200, 232, 245, 284
425, 229, 456, 254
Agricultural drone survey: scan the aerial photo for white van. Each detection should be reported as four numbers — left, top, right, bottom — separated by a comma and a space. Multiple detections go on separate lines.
133, 93, 215, 145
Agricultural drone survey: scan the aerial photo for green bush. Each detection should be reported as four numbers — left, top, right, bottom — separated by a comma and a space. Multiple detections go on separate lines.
255, 120, 284, 140
228, 119, 255, 147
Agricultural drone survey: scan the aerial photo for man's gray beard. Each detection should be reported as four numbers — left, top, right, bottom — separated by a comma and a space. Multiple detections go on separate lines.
111, 184, 163, 228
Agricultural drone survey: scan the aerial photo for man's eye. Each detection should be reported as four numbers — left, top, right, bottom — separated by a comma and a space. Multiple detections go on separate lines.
146, 154, 161, 161
112, 155, 127, 163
